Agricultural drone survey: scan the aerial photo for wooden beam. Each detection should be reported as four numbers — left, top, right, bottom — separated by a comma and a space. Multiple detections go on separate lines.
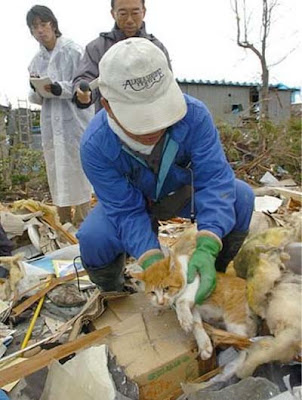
272, 187, 302, 203
12, 270, 87, 317
164, 366, 223, 400
0, 327, 111, 388
204, 322, 252, 350
24, 205, 78, 244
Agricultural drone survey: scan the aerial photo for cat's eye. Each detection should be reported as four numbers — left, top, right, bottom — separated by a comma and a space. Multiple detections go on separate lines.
163, 286, 170, 293
150, 291, 156, 295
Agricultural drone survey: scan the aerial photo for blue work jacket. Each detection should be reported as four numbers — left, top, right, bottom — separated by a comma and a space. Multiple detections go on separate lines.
80, 94, 236, 259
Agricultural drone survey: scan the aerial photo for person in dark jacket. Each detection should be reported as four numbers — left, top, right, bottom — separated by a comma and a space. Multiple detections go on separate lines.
0, 223, 14, 278
77, 38, 255, 304
72, 0, 171, 113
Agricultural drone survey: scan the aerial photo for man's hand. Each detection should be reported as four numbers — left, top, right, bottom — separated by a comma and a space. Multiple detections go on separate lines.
76, 87, 92, 104
138, 249, 165, 270
187, 234, 222, 304
44, 82, 62, 96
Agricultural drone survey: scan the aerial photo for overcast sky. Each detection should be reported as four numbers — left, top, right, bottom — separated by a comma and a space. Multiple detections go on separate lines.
0, 0, 301, 107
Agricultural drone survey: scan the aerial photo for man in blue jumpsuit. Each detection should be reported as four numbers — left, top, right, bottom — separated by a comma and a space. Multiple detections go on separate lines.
77, 38, 254, 304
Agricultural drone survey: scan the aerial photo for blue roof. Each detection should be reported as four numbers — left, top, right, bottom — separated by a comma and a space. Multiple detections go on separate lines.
176, 78, 300, 91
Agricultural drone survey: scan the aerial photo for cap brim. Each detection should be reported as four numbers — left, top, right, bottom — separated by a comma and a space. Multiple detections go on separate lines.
109, 82, 187, 135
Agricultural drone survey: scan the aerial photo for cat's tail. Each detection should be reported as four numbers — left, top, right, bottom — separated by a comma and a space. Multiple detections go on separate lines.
236, 328, 301, 378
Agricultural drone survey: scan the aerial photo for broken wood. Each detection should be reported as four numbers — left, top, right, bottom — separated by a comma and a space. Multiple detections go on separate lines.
204, 322, 252, 350
235, 151, 269, 175
253, 186, 302, 203
164, 324, 253, 400
0, 327, 111, 388
21, 281, 50, 350
50, 290, 128, 342
164, 366, 223, 400
0, 332, 71, 366
11, 270, 87, 317
272, 187, 302, 203
24, 204, 78, 245
13, 277, 52, 303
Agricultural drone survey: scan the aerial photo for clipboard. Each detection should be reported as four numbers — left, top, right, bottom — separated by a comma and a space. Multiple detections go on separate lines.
30, 76, 55, 98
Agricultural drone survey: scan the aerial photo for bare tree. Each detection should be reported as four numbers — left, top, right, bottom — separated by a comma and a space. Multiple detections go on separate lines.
232, 0, 279, 120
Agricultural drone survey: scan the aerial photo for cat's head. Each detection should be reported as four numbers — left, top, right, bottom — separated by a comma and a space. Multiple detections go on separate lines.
131, 256, 185, 308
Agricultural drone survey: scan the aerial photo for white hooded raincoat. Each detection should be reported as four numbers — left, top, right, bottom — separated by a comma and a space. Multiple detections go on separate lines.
28, 37, 93, 206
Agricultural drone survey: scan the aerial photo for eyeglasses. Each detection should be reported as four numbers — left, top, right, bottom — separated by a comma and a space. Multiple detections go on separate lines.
31, 21, 52, 31
114, 9, 143, 20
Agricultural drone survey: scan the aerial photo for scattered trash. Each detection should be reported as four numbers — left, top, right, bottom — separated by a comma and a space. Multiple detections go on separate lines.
260, 172, 280, 186
255, 196, 283, 213
0, 187, 300, 399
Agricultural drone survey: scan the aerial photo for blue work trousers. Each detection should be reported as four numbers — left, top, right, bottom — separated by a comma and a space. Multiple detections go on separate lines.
77, 179, 254, 268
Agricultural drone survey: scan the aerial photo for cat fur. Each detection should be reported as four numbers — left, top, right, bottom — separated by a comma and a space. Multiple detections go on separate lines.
232, 221, 302, 378
236, 268, 302, 378
132, 227, 257, 360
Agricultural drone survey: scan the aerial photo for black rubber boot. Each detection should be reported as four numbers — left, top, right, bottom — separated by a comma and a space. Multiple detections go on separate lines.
215, 230, 249, 272
82, 253, 126, 292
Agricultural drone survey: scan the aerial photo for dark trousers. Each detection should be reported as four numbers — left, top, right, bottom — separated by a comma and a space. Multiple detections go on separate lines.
0, 223, 14, 278
0, 224, 13, 256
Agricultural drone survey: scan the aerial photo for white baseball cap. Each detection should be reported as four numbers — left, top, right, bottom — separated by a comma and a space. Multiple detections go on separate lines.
98, 37, 187, 135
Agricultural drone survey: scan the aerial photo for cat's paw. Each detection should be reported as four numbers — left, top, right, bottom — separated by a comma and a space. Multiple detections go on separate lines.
195, 330, 213, 360
177, 311, 194, 333
198, 341, 213, 360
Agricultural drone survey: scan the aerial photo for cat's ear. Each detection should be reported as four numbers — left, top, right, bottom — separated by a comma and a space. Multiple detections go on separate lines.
130, 271, 145, 281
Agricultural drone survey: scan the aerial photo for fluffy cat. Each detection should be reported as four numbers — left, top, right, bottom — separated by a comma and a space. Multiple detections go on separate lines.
132, 227, 257, 360
236, 271, 301, 378
233, 224, 302, 378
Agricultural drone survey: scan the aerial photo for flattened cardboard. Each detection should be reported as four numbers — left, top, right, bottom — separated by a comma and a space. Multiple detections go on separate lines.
94, 293, 216, 400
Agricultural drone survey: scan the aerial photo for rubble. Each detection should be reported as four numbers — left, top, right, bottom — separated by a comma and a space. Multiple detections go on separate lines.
0, 177, 300, 399
181, 377, 280, 400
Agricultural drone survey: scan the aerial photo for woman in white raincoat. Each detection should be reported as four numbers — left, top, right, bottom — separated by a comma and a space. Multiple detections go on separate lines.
26, 5, 93, 226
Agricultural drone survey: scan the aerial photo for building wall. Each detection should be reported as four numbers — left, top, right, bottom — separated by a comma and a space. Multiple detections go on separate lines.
268, 89, 292, 123
179, 83, 292, 126
179, 83, 250, 125
291, 103, 302, 118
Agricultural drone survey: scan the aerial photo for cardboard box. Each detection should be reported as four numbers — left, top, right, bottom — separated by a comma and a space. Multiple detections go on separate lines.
94, 293, 216, 400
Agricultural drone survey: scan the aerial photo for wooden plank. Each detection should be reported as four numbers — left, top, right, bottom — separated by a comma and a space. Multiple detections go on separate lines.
204, 322, 252, 350
164, 366, 223, 400
272, 187, 302, 202
0, 327, 111, 388
12, 270, 87, 317
24, 205, 78, 244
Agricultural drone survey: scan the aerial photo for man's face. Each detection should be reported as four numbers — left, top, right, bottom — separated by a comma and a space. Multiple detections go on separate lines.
30, 17, 57, 50
111, 0, 146, 37
101, 97, 167, 146
122, 127, 167, 146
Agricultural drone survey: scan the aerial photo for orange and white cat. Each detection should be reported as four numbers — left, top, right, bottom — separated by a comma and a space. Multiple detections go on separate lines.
131, 227, 257, 360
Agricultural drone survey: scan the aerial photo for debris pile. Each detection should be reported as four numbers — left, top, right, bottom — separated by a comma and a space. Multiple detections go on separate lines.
0, 176, 301, 400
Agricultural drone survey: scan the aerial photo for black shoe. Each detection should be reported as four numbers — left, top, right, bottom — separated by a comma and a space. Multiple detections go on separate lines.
82, 253, 126, 292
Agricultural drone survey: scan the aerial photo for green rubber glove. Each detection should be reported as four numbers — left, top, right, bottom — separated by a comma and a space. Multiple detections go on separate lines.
187, 235, 221, 304
139, 249, 165, 270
